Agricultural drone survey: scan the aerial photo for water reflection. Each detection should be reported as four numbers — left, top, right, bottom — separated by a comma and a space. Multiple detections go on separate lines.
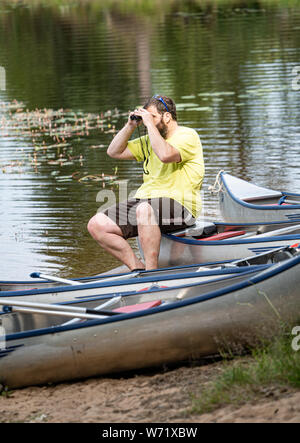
0, 0, 299, 278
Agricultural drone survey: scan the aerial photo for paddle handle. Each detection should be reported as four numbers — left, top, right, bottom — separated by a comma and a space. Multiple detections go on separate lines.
5, 306, 109, 320
0, 297, 119, 316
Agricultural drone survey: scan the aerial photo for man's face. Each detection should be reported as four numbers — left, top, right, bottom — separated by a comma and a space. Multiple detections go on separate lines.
145, 105, 168, 139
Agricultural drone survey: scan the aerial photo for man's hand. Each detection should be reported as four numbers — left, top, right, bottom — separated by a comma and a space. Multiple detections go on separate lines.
132, 108, 155, 129
127, 110, 143, 129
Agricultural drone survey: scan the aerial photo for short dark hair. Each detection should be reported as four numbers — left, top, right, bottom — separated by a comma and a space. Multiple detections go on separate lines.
144, 95, 177, 121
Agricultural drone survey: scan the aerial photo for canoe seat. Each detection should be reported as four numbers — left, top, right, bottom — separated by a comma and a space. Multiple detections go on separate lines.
223, 173, 282, 201
243, 195, 281, 202
172, 220, 217, 237
113, 300, 162, 314
245, 196, 299, 206
197, 230, 246, 241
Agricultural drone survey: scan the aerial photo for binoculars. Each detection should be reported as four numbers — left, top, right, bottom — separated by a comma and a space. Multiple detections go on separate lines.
130, 114, 142, 122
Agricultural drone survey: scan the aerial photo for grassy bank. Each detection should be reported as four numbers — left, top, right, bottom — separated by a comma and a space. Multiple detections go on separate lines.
190, 326, 300, 415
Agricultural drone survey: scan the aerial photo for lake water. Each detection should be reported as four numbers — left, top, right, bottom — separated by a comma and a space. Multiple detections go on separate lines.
0, 0, 299, 279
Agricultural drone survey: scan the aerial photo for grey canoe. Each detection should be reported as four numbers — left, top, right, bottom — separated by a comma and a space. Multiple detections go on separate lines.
0, 237, 297, 303
0, 246, 299, 389
218, 171, 300, 223
0, 258, 270, 306
139, 219, 300, 267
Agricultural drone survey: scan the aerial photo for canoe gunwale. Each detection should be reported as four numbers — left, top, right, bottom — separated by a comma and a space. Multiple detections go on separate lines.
54, 265, 268, 305
4, 253, 300, 344
220, 172, 300, 211
0, 259, 238, 287
162, 232, 300, 245
0, 265, 266, 298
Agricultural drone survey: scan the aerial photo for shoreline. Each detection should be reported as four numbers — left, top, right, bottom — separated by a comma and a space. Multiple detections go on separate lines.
1, 359, 299, 423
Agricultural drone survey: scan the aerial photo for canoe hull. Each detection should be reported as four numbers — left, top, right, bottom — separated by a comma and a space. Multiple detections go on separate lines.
219, 172, 300, 223
157, 232, 300, 267
1, 255, 300, 389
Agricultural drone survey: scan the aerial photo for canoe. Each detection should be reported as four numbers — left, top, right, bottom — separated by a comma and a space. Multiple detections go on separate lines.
1, 246, 299, 389
218, 172, 300, 223
0, 250, 276, 305
148, 219, 300, 267
0, 240, 297, 304
0, 265, 268, 335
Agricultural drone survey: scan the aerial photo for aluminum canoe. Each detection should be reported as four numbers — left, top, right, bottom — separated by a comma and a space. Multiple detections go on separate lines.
3, 246, 295, 334
150, 219, 300, 267
0, 253, 275, 305
0, 248, 300, 389
218, 171, 300, 223
0, 244, 296, 304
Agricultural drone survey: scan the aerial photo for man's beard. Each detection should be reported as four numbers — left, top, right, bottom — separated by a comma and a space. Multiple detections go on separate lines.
157, 121, 168, 139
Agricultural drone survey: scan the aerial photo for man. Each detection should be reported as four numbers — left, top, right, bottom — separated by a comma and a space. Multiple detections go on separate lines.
87, 95, 204, 270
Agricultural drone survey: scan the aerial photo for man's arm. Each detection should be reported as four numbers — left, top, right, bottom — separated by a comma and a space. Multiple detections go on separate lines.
107, 117, 138, 160
146, 124, 181, 163
134, 108, 181, 163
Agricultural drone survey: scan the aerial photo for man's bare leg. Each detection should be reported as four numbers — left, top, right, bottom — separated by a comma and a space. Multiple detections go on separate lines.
136, 202, 161, 270
87, 213, 144, 271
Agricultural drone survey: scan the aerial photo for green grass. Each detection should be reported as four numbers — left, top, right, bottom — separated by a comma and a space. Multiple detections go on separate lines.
190, 327, 300, 415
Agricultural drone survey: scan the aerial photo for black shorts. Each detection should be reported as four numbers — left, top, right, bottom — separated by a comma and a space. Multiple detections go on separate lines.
102, 197, 195, 239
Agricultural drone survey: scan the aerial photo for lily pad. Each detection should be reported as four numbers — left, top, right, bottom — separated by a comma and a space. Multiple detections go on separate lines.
198, 91, 235, 97
189, 107, 213, 112
176, 103, 199, 110
89, 144, 106, 149
181, 95, 196, 99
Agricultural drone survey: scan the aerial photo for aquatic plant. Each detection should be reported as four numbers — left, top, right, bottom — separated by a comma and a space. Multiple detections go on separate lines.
0, 98, 122, 182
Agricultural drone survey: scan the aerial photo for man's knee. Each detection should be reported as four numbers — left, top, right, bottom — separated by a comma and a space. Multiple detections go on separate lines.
87, 213, 109, 236
87, 213, 123, 238
136, 202, 157, 226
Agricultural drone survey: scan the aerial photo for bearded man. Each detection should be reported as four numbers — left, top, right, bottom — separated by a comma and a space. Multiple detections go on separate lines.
88, 95, 205, 270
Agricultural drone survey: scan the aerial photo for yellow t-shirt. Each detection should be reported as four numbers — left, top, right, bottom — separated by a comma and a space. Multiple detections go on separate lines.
127, 126, 204, 218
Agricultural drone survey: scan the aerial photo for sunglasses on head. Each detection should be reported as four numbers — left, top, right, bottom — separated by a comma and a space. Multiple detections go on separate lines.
152, 95, 169, 113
